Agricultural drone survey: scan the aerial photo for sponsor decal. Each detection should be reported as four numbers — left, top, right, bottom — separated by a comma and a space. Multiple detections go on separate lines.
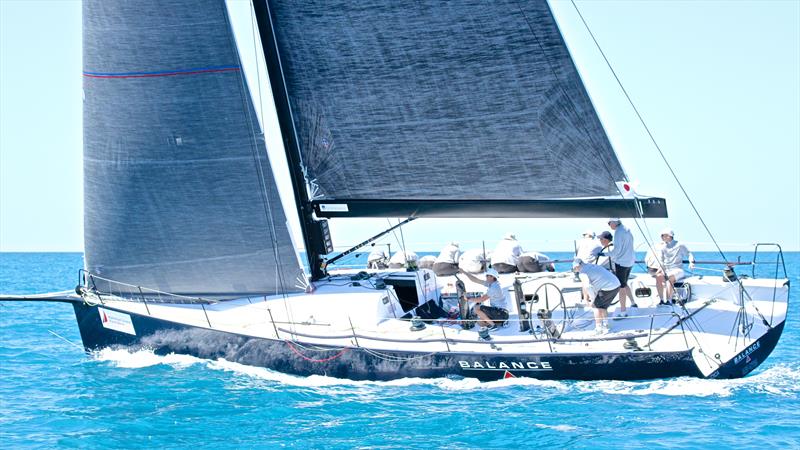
319, 203, 349, 212
98, 307, 136, 336
458, 360, 553, 372
733, 341, 761, 365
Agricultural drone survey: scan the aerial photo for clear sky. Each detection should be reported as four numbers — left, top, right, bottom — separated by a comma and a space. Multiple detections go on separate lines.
1, 0, 798, 256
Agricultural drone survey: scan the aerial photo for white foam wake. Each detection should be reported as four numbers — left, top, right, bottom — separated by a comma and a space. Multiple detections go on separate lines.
91, 348, 799, 397
94, 348, 204, 369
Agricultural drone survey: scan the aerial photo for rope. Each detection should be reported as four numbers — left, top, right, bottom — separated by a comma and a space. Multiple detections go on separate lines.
48, 330, 84, 351
284, 340, 349, 363
361, 348, 437, 362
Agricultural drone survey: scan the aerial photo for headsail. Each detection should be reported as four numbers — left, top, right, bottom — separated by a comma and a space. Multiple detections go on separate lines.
83, 0, 305, 298
263, 0, 666, 218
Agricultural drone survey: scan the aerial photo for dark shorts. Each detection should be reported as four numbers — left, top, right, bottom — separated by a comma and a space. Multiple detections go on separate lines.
492, 262, 517, 274
479, 305, 509, 324
593, 287, 620, 309
432, 262, 459, 276
517, 256, 542, 273
614, 265, 633, 288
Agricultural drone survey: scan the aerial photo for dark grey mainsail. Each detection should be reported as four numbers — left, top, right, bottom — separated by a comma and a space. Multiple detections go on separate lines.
83, 0, 305, 297
263, 0, 664, 218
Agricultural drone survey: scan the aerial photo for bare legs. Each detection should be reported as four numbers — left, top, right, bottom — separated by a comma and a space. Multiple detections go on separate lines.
618, 287, 630, 312
474, 306, 493, 327
655, 272, 677, 303
593, 307, 608, 329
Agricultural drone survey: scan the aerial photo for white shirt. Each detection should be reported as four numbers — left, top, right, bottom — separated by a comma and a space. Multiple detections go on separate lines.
435, 244, 461, 264
575, 237, 602, 263
492, 238, 523, 266
657, 240, 692, 270
389, 251, 418, 265
609, 224, 635, 267
578, 263, 621, 292
459, 249, 487, 273
645, 248, 660, 269
482, 280, 509, 310
367, 248, 387, 263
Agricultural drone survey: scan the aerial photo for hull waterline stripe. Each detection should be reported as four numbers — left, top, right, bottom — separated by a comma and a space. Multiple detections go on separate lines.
83, 65, 241, 78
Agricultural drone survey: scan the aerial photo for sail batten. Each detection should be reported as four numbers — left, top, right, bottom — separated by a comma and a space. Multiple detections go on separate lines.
83, 0, 304, 298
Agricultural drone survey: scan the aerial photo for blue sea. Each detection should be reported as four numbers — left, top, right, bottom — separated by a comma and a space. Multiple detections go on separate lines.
1, 252, 798, 449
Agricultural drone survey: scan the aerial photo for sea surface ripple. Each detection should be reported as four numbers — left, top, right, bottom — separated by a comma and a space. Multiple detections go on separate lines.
1, 252, 798, 449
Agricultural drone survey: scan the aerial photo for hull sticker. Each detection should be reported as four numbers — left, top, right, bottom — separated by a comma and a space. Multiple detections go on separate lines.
318, 203, 349, 212
98, 307, 136, 336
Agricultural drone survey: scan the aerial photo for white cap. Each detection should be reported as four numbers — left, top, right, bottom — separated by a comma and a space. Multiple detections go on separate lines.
660, 228, 675, 237
504, 232, 516, 240
583, 229, 595, 237
450, 241, 459, 247
485, 268, 500, 280
608, 218, 621, 224
572, 258, 584, 268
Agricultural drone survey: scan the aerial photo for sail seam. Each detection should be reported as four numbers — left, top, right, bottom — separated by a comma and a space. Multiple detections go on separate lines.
96, 248, 282, 271
83, 65, 240, 78
84, 156, 253, 165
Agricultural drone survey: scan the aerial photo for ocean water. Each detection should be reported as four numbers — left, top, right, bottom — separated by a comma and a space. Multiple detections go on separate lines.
1, 252, 798, 449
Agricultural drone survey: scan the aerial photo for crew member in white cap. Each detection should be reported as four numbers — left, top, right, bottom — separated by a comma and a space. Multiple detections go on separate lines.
575, 229, 602, 264
573, 258, 620, 335
606, 218, 636, 317
367, 247, 388, 269
433, 241, 461, 276
654, 228, 695, 305
491, 233, 523, 274
458, 268, 509, 328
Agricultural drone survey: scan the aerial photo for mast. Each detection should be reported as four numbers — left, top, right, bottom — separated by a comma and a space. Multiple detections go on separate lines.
251, 0, 326, 280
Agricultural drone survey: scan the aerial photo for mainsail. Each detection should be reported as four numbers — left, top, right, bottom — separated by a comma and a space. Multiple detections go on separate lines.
82, 0, 304, 297
262, 0, 666, 218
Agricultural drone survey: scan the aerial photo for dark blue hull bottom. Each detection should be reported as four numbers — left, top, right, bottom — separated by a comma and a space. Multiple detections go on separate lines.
72, 303, 783, 381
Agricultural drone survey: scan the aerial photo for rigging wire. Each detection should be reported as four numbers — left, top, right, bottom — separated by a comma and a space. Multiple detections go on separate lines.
517, 0, 726, 359
514, 0, 664, 281
227, 2, 297, 330
568, 0, 730, 264
569, 0, 776, 335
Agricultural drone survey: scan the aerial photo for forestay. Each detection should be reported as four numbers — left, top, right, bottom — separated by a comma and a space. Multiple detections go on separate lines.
82, 0, 305, 298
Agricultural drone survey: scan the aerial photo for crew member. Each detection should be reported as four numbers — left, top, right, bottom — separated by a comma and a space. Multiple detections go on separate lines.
367, 248, 388, 269
433, 242, 461, 276
575, 229, 602, 264
518, 251, 555, 273
573, 258, 621, 335
458, 268, 509, 329
491, 233, 523, 274
388, 250, 418, 269
655, 228, 695, 305
607, 218, 636, 317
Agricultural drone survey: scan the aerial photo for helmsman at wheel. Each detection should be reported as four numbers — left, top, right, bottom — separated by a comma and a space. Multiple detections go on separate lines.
458, 268, 510, 328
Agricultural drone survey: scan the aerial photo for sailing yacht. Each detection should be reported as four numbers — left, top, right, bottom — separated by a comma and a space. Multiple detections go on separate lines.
1, 0, 789, 381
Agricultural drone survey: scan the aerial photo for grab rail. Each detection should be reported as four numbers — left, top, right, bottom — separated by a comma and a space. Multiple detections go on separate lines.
752, 243, 788, 279
751, 243, 790, 325
75, 269, 698, 355
77, 269, 218, 305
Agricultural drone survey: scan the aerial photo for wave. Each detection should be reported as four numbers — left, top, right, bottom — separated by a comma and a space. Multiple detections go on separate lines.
91, 348, 799, 397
